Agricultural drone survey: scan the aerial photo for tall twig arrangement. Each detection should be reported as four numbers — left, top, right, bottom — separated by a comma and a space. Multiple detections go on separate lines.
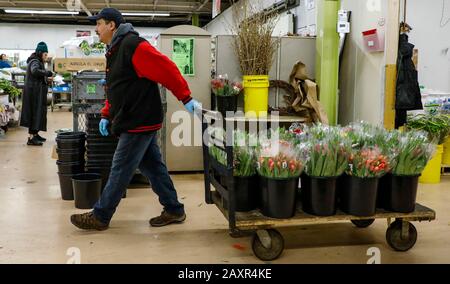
231, 0, 278, 75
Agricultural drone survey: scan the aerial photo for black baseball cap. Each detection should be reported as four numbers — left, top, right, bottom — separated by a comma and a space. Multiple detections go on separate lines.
88, 8, 125, 27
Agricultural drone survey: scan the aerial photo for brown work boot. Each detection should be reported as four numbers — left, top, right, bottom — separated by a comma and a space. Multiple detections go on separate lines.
149, 211, 186, 227
70, 212, 109, 231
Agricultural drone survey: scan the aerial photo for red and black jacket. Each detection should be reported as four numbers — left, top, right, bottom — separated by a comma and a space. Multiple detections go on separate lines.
101, 32, 192, 135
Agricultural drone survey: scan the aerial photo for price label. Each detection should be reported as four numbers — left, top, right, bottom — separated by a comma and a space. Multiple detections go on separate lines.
86, 83, 96, 94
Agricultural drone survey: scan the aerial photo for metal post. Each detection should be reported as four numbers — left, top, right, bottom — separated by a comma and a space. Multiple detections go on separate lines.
202, 110, 212, 204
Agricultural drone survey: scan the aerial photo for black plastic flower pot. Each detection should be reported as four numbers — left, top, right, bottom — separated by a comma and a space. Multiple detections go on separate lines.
85, 161, 112, 168
56, 148, 85, 162
55, 138, 85, 150
233, 176, 258, 212
86, 153, 115, 161
336, 174, 349, 206
301, 176, 337, 216
57, 172, 75, 200
260, 176, 297, 219
86, 136, 119, 144
86, 143, 118, 152
86, 167, 110, 190
72, 173, 102, 209
87, 149, 115, 156
221, 176, 257, 211
340, 176, 379, 217
56, 161, 85, 175
377, 173, 392, 209
216, 95, 238, 118
57, 131, 86, 140
388, 174, 419, 213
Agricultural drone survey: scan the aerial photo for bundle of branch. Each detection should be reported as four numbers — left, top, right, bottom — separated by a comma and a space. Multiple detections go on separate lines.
231, 0, 278, 75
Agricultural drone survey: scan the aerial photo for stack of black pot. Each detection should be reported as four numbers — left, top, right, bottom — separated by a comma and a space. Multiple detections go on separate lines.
56, 132, 86, 200
85, 113, 125, 196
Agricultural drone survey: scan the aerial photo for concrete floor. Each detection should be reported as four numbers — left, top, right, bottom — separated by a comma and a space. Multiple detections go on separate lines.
0, 110, 449, 264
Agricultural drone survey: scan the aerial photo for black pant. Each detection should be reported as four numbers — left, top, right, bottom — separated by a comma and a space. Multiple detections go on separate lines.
29, 129, 38, 135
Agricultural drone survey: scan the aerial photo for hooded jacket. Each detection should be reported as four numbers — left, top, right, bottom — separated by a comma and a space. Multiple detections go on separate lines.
101, 23, 192, 135
396, 34, 422, 110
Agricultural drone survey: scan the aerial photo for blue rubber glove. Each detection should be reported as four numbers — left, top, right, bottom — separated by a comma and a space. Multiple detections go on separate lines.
184, 99, 201, 114
98, 79, 106, 86
99, 118, 109, 136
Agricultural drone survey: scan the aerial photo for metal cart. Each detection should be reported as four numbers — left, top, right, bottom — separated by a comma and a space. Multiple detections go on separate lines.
200, 109, 436, 261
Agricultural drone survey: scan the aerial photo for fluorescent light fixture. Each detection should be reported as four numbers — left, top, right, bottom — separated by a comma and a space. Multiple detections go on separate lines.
122, 12, 170, 17
5, 9, 79, 15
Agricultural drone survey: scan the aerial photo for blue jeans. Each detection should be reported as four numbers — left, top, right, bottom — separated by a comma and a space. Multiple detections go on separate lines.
93, 132, 184, 224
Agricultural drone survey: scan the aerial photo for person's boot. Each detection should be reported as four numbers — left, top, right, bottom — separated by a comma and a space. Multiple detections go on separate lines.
27, 136, 43, 146
35, 134, 46, 142
149, 210, 186, 227
70, 212, 109, 231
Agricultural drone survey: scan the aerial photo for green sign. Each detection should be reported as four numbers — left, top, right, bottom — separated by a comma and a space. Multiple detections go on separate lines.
86, 83, 96, 94
172, 38, 195, 76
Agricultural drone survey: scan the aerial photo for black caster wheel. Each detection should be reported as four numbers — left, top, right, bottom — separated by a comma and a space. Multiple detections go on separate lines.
252, 229, 284, 261
351, 219, 375, 228
386, 220, 417, 252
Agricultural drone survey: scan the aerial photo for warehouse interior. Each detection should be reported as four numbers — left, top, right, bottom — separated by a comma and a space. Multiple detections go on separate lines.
1, 0, 450, 264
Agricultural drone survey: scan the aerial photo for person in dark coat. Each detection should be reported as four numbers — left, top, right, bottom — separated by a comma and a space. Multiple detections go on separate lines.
19, 42, 53, 146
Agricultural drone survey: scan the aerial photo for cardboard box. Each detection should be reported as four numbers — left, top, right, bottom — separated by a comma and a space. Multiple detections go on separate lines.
53, 58, 106, 72
56, 47, 106, 58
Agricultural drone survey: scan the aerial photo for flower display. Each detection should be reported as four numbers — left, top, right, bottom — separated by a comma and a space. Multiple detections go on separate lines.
211, 75, 243, 97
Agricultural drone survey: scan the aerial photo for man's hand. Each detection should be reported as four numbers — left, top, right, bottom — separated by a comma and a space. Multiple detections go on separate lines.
99, 118, 109, 136
184, 99, 201, 114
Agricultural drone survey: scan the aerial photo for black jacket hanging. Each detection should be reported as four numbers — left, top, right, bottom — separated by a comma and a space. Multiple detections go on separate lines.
395, 34, 422, 110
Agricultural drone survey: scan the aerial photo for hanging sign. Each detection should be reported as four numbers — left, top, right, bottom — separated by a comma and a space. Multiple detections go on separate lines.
172, 38, 195, 76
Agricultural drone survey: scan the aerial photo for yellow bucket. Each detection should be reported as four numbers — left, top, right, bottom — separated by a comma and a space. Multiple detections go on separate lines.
442, 137, 450, 165
419, 144, 444, 184
243, 75, 269, 118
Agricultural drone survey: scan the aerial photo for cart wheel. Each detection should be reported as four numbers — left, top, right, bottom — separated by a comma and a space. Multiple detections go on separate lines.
351, 219, 375, 228
252, 229, 284, 261
386, 220, 417, 252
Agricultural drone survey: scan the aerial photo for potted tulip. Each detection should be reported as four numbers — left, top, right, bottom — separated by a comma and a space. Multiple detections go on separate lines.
211, 75, 243, 118
341, 146, 392, 216
386, 131, 435, 212
257, 139, 304, 218
302, 126, 351, 216
209, 130, 258, 211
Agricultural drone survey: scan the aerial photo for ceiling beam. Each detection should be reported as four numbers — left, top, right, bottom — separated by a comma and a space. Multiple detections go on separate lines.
55, 0, 64, 7
153, 0, 158, 10
195, 0, 209, 12
78, 0, 92, 16
105, 0, 110, 8
7, 0, 16, 6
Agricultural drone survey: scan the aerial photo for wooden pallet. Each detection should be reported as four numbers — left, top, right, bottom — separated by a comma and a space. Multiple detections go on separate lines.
211, 191, 436, 231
